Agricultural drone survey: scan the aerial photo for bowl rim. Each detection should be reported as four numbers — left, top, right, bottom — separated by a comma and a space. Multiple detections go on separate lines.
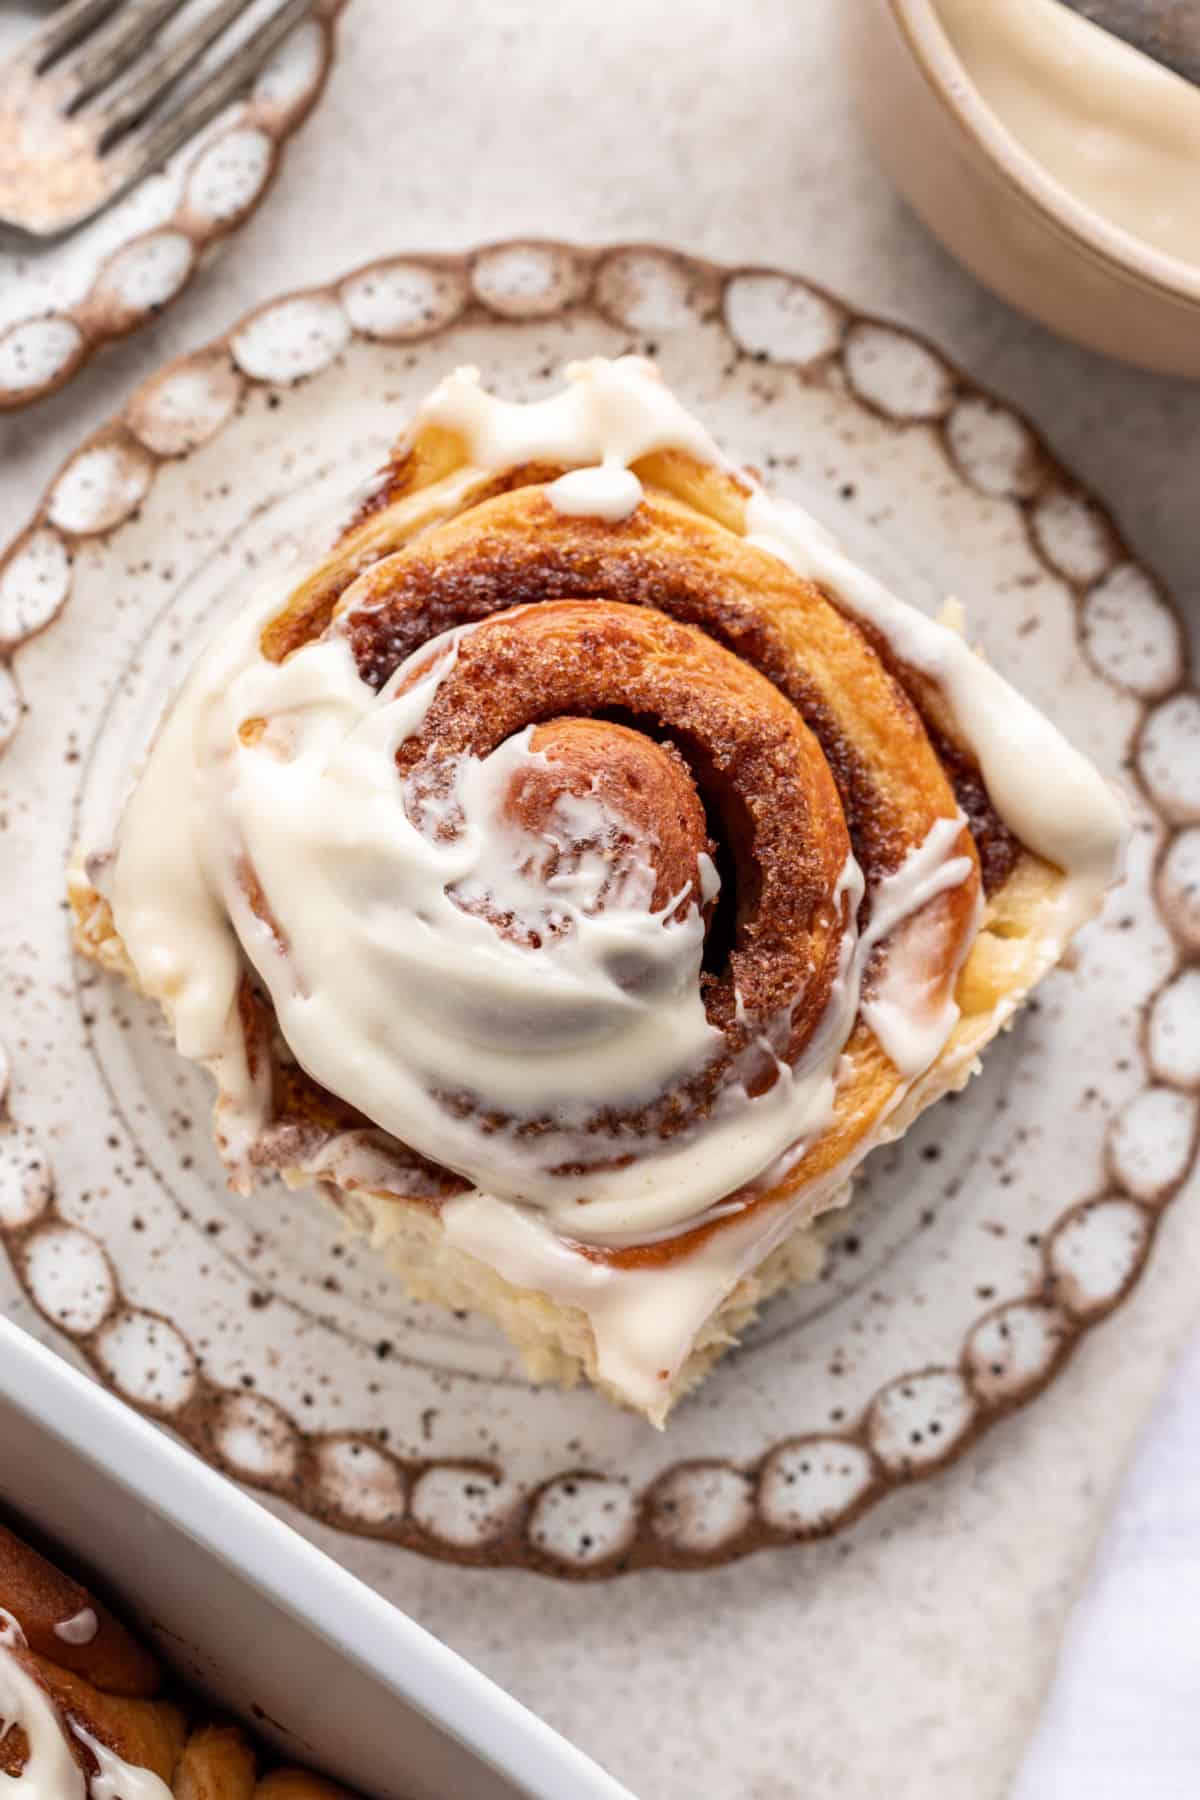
890, 0, 1200, 308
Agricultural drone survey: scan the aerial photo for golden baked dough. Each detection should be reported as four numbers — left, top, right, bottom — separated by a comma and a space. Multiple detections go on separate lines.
70, 359, 1123, 1422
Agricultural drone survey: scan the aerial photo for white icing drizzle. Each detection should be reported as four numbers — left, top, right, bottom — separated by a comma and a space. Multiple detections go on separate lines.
420, 359, 724, 472
1, 1609, 85, 1799
441, 1190, 759, 1419
52, 1612, 98, 1649
443, 1151, 854, 1423
859, 821, 982, 1079
742, 491, 1127, 939
69, 1727, 173, 1800
100, 356, 1128, 1406
546, 463, 644, 521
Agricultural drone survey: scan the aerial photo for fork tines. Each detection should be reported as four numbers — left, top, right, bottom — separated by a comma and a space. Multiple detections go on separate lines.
52, 0, 314, 149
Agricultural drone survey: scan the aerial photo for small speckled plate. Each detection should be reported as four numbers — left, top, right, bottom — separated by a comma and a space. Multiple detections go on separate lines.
1, 242, 1197, 1578
0, 0, 345, 411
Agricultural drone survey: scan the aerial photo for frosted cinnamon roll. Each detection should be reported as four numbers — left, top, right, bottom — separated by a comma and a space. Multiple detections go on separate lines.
0, 1521, 354, 1796
71, 358, 1126, 1423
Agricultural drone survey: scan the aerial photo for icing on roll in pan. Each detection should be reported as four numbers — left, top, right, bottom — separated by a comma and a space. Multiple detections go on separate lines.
0, 1521, 353, 1796
70, 358, 1127, 1425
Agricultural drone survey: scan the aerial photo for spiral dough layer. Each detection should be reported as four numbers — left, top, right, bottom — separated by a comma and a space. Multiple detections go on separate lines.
90, 358, 1126, 1402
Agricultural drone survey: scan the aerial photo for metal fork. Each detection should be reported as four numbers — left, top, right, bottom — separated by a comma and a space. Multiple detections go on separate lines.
0, 0, 317, 240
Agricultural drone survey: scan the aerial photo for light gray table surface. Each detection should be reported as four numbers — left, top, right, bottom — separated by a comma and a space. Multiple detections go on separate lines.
3, 4, 1198, 1797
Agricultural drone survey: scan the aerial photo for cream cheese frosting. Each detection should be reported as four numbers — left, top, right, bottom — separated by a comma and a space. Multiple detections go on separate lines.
0, 1609, 83, 1800
112, 601, 980, 1239
51, 1611, 98, 1648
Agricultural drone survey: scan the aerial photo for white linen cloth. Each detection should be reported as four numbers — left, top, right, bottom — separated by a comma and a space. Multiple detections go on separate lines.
1013, 1325, 1200, 1798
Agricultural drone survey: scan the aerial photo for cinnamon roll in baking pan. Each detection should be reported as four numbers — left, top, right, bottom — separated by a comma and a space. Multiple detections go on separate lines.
70, 357, 1126, 1424
0, 1520, 353, 1797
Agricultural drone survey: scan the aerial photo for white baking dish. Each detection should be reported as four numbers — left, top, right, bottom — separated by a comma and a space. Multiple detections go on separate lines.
0, 1315, 635, 1800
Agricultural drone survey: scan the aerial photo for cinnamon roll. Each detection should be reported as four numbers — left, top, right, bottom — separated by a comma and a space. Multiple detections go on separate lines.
0, 1520, 354, 1796
70, 357, 1126, 1424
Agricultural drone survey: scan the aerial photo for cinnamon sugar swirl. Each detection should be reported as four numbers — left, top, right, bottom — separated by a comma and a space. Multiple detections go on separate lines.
70, 358, 1126, 1423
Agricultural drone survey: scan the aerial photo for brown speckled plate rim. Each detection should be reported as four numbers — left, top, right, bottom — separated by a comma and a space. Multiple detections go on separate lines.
0, 239, 1196, 1578
0, 0, 347, 414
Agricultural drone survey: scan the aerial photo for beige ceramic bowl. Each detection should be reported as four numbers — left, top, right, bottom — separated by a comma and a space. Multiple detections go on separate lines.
844, 0, 1200, 375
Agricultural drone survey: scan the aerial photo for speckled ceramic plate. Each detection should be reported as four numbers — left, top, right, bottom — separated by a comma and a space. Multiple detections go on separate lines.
0, 0, 344, 411
1, 242, 1197, 1577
